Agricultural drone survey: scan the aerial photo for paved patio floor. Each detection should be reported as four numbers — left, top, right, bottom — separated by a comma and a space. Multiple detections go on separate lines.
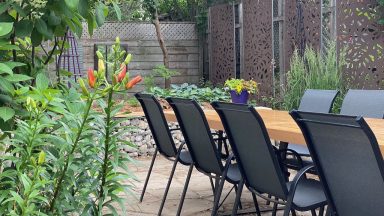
124, 156, 317, 216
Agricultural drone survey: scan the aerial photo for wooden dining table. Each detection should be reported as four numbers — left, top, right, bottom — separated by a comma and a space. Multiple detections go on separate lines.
126, 109, 384, 156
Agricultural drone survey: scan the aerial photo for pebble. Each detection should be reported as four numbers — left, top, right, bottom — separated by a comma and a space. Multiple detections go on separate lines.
118, 118, 184, 157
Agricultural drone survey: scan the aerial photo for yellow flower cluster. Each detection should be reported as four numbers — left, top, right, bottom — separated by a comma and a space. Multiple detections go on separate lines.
224, 78, 258, 95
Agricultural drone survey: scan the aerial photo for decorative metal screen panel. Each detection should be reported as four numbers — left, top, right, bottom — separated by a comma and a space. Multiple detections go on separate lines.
242, 0, 273, 98
337, 0, 384, 89
81, 22, 197, 40
284, 0, 322, 73
209, 4, 235, 84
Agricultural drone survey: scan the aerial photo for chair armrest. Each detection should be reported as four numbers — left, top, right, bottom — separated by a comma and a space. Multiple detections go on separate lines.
274, 147, 305, 168
288, 164, 316, 194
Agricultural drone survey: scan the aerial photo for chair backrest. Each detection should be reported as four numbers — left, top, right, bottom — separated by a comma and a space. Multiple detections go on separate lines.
298, 89, 339, 113
340, 89, 384, 118
291, 111, 384, 216
135, 93, 177, 158
212, 102, 289, 199
167, 98, 223, 175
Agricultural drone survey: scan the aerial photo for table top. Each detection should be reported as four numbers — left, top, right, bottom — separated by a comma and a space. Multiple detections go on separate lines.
123, 109, 384, 155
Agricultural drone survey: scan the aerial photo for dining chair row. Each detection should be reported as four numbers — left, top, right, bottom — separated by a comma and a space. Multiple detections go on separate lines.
135, 90, 384, 216
136, 93, 326, 216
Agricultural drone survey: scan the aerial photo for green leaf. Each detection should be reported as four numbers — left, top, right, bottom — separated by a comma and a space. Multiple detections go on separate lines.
36, 73, 49, 90
31, 27, 42, 46
78, 0, 89, 18
0, 40, 19, 50
0, 22, 13, 37
14, 20, 33, 37
0, 2, 11, 15
65, 0, 79, 10
9, 191, 23, 206
5, 74, 32, 82
112, 2, 121, 21
0, 107, 15, 122
48, 11, 61, 26
35, 18, 48, 35
11, 3, 27, 17
4, 61, 25, 69
0, 77, 14, 94
95, 3, 107, 27
0, 63, 13, 74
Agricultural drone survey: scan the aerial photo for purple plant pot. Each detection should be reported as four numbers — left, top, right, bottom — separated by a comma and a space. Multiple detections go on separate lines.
230, 90, 249, 104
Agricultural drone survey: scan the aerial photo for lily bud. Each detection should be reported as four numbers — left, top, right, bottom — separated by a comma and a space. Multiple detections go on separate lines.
98, 59, 105, 74
113, 74, 118, 85
87, 69, 97, 88
125, 75, 142, 89
38, 151, 46, 165
78, 78, 89, 96
116, 37, 120, 44
30, 98, 36, 108
96, 50, 103, 59
30, 157, 36, 166
118, 63, 127, 82
124, 54, 132, 65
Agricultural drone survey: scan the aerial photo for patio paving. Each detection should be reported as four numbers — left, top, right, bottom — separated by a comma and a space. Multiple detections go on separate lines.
124, 156, 316, 216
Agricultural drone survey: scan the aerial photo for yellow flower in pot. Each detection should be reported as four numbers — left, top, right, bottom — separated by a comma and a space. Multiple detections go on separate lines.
224, 78, 258, 104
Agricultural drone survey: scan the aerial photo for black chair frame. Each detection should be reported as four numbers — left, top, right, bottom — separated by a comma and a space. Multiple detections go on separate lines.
213, 102, 327, 216
135, 93, 194, 216
167, 98, 243, 216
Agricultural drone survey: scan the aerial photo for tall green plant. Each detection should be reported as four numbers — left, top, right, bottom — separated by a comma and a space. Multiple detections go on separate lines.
0, 38, 141, 215
283, 42, 347, 111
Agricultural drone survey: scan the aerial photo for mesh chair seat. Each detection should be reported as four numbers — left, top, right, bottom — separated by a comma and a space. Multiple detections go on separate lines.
179, 150, 193, 165
287, 179, 327, 211
226, 163, 242, 184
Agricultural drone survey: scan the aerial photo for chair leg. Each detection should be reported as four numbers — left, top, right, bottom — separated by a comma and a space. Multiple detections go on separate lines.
176, 164, 193, 216
266, 194, 272, 205
311, 209, 317, 216
211, 176, 226, 216
291, 209, 297, 216
157, 154, 179, 216
251, 192, 261, 216
319, 207, 325, 216
233, 184, 243, 209
272, 197, 279, 216
140, 148, 158, 202
209, 176, 215, 194
231, 180, 244, 216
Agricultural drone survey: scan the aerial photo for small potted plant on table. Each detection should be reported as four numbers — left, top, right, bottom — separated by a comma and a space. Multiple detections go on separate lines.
224, 78, 258, 104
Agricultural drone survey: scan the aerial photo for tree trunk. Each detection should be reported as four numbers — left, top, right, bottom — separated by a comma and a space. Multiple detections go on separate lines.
153, 11, 171, 88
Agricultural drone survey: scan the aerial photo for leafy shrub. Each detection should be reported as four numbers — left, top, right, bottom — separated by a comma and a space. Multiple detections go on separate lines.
0, 39, 140, 215
283, 42, 347, 112
143, 64, 179, 90
149, 83, 230, 102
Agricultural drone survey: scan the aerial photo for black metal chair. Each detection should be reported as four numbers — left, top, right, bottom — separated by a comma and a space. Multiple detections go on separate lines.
286, 89, 339, 170
340, 89, 384, 118
291, 111, 384, 216
135, 93, 193, 216
166, 98, 243, 216
212, 102, 327, 216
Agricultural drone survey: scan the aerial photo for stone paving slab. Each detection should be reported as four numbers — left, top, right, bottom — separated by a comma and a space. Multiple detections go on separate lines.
123, 156, 316, 216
